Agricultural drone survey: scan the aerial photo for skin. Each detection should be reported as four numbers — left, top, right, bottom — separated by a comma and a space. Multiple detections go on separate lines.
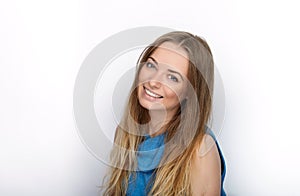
191, 134, 222, 195
137, 41, 189, 136
137, 41, 221, 195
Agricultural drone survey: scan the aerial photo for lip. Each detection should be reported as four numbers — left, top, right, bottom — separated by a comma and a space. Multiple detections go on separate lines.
142, 86, 163, 100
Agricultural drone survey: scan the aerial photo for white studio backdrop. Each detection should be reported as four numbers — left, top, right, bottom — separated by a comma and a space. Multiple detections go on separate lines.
1, 0, 300, 195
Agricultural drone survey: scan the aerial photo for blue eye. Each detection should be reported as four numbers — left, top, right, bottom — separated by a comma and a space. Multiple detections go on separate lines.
145, 62, 155, 68
168, 75, 179, 82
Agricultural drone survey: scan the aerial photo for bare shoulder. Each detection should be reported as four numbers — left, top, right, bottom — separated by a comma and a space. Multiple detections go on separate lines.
190, 134, 221, 196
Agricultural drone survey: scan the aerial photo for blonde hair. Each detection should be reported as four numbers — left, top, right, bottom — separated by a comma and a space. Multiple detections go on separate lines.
102, 31, 214, 195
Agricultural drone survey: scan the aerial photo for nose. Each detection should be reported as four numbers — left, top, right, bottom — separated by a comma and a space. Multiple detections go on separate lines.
148, 73, 162, 89
149, 80, 161, 89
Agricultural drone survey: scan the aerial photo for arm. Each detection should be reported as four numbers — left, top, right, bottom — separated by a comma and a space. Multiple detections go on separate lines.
190, 134, 221, 196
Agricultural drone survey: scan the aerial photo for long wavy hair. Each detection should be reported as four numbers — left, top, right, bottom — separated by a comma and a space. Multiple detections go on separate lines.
102, 31, 214, 195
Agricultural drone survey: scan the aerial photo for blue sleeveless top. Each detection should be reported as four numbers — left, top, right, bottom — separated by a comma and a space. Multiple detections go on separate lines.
126, 129, 226, 196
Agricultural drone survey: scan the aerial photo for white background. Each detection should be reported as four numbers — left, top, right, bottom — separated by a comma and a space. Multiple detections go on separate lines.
1, 0, 300, 195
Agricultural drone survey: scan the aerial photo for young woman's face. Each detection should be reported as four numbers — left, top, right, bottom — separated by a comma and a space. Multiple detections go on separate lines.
137, 42, 189, 113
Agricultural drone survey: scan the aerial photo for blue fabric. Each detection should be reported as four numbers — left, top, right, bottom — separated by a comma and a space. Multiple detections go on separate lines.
126, 133, 165, 196
126, 128, 226, 196
206, 128, 227, 196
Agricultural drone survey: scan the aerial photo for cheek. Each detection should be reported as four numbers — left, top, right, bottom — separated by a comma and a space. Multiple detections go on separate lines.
164, 87, 180, 100
164, 85, 187, 101
137, 81, 144, 99
138, 68, 149, 84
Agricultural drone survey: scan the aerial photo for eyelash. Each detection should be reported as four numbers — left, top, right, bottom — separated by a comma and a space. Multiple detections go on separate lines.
145, 61, 179, 82
145, 62, 156, 69
168, 74, 179, 82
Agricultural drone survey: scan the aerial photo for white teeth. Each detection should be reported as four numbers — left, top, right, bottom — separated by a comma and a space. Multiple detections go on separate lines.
145, 88, 162, 98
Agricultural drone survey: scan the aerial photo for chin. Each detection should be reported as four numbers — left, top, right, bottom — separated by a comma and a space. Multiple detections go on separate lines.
138, 100, 164, 111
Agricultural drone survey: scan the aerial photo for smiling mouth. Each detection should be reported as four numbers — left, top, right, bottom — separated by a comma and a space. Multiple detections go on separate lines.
143, 86, 163, 98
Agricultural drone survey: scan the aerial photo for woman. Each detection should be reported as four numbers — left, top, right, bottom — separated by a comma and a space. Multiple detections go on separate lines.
102, 31, 226, 195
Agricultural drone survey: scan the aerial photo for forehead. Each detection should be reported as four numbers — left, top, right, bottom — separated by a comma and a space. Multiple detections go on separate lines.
150, 42, 189, 77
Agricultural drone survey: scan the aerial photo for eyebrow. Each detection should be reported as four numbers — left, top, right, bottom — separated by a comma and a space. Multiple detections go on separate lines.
148, 56, 184, 81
